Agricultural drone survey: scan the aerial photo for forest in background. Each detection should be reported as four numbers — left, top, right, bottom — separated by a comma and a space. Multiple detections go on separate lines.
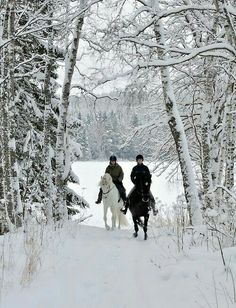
72, 91, 160, 160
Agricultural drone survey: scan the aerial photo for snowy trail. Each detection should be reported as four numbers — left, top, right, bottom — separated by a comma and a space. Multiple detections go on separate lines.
3, 225, 163, 308
2, 223, 232, 308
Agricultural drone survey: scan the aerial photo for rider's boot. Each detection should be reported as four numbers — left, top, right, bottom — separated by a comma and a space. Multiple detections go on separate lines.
120, 199, 128, 214
95, 189, 102, 204
120, 207, 127, 214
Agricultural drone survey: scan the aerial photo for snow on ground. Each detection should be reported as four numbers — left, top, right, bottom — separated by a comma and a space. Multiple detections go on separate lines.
1, 224, 236, 308
1, 161, 236, 308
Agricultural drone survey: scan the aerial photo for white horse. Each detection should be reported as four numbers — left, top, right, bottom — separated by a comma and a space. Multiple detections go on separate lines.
99, 173, 128, 230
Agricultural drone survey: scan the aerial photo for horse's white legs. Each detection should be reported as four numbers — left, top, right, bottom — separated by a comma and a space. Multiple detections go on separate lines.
117, 201, 123, 229
118, 213, 121, 229
116, 208, 121, 229
103, 204, 110, 230
111, 208, 116, 230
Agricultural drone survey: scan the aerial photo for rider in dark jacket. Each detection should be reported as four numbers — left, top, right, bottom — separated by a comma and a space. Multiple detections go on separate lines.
131, 159, 152, 189
121, 154, 157, 215
95, 155, 126, 204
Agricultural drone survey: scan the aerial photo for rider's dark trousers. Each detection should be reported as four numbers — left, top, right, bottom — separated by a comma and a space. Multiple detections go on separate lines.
114, 181, 126, 202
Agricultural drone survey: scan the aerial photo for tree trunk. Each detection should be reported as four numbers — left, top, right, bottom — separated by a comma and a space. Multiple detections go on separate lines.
43, 7, 54, 223
0, 1, 15, 230
55, 0, 86, 220
8, 0, 22, 226
201, 98, 213, 210
224, 81, 235, 191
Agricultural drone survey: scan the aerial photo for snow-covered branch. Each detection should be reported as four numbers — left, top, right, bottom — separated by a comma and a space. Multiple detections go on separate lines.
71, 84, 118, 101
137, 43, 235, 68
209, 186, 236, 202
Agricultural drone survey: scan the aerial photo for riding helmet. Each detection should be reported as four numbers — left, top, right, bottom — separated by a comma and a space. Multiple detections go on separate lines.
110, 155, 117, 161
136, 154, 144, 161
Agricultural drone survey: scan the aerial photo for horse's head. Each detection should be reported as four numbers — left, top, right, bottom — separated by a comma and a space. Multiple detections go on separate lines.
99, 173, 113, 189
135, 176, 150, 195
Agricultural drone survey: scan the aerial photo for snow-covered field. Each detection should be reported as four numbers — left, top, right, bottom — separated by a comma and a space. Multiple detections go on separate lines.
1, 161, 236, 308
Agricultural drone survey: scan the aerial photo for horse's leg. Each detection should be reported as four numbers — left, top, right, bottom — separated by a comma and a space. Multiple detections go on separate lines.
103, 205, 110, 230
117, 201, 123, 229
117, 207, 121, 229
143, 213, 149, 240
132, 216, 139, 237
111, 207, 116, 230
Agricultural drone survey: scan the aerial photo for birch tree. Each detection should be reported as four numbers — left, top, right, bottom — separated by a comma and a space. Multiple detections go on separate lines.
55, 0, 99, 219
42, 2, 55, 223
0, 0, 20, 232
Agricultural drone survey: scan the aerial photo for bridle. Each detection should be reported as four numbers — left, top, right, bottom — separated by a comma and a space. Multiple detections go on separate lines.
101, 179, 115, 196
135, 179, 150, 201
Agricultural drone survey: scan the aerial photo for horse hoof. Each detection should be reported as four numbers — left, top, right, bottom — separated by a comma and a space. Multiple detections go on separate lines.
133, 232, 138, 238
106, 225, 110, 230
144, 234, 148, 240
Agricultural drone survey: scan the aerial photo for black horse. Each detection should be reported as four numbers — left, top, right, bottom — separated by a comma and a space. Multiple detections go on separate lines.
127, 178, 151, 240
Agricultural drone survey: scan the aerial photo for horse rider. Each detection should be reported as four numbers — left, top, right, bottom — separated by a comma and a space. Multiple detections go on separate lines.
95, 155, 127, 204
121, 154, 157, 215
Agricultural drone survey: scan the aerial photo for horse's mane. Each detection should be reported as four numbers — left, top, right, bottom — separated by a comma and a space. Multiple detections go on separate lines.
98, 173, 113, 187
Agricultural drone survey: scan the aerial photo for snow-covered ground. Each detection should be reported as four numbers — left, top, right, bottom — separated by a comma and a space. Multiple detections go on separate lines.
1, 161, 236, 308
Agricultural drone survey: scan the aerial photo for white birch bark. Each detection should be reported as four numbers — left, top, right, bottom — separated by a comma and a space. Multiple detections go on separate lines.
43, 6, 54, 223
201, 98, 214, 210
8, 0, 22, 225
0, 1, 15, 230
221, 0, 236, 192
55, 0, 86, 220
224, 81, 235, 191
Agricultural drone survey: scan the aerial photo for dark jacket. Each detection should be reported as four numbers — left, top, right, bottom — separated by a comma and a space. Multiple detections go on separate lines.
105, 163, 124, 182
130, 163, 151, 185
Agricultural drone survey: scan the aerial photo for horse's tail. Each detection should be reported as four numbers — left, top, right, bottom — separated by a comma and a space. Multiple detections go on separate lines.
116, 206, 129, 227
119, 212, 129, 227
